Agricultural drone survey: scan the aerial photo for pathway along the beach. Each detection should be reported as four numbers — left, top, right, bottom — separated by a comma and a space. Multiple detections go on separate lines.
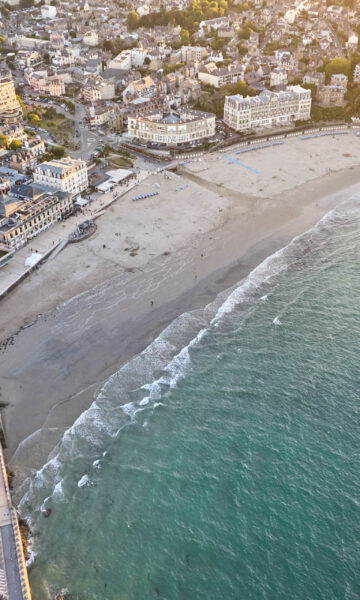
0, 443, 31, 600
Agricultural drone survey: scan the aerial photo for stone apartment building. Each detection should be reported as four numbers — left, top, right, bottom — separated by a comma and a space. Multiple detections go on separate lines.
23, 136, 45, 158
303, 72, 325, 86
122, 76, 158, 104
270, 67, 288, 87
316, 85, 345, 106
83, 76, 115, 102
198, 63, 245, 88
9, 149, 38, 173
0, 122, 26, 144
224, 86, 312, 131
0, 189, 72, 250
14, 50, 43, 71
181, 46, 206, 63
353, 63, 360, 83
330, 73, 348, 89
26, 71, 66, 96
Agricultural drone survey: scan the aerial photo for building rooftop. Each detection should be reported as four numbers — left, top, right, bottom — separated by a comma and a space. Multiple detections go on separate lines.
0, 190, 69, 231
133, 109, 215, 124
36, 157, 86, 175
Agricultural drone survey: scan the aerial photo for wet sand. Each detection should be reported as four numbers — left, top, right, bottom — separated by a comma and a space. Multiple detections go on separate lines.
1, 133, 360, 472
1, 170, 359, 474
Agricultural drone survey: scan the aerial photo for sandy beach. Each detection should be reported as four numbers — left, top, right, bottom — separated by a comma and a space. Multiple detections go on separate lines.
1, 132, 360, 473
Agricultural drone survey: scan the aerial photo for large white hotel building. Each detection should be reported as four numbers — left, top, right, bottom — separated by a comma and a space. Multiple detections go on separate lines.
127, 109, 215, 146
33, 158, 88, 197
224, 86, 311, 131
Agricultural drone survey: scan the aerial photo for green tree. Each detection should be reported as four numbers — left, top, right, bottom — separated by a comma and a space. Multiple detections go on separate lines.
16, 94, 24, 109
51, 145, 66, 159
28, 112, 41, 124
127, 10, 139, 31
0, 134, 8, 149
19, 0, 34, 7
238, 42, 247, 57
9, 139, 22, 150
44, 106, 57, 119
180, 28, 190, 46
325, 58, 351, 78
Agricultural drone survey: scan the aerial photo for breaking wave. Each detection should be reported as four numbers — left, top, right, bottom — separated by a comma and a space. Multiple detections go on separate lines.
16, 195, 360, 534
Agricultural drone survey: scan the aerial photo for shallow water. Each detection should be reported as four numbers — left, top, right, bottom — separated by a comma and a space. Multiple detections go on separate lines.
20, 197, 360, 600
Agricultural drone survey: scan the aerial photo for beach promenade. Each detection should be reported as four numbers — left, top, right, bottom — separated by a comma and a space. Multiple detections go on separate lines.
0, 168, 150, 301
0, 444, 31, 600
2, 128, 360, 466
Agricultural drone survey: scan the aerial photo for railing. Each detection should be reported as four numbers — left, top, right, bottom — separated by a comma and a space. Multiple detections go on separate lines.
10, 508, 32, 600
0, 445, 32, 599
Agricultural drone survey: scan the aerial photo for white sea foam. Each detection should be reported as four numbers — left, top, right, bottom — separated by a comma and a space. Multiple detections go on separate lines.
122, 402, 136, 419
52, 479, 65, 501
17, 195, 360, 526
78, 474, 92, 488
139, 397, 150, 406
26, 544, 36, 568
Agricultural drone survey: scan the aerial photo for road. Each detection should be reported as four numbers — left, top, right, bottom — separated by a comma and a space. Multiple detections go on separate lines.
321, 18, 344, 58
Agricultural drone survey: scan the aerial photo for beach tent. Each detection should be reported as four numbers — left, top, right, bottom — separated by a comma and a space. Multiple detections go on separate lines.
25, 252, 42, 267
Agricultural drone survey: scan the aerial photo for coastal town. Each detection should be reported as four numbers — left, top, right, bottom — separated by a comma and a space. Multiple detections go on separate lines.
0, 0, 360, 280
0, 0, 360, 598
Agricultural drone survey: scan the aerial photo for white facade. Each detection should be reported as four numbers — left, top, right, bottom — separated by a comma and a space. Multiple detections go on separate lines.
83, 78, 115, 102
0, 192, 72, 250
354, 63, 360, 83
270, 68, 288, 87
284, 9, 297, 23
330, 73, 348, 89
224, 86, 312, 132
41, 5, 57, 18
83, 31, 99, 47
198, 63, 245, 88
109, 49, 147, 71
33, 158, 88, 197
128, 110, 215, 146
181, 46, 205, 63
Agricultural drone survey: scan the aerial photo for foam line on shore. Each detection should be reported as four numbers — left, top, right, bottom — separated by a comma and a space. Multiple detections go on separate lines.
15, 194, 360, 540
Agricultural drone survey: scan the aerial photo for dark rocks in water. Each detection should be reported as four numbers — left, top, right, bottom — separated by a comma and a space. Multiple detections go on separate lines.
42, 508, 52, 518
6, 469, 15, 489
54, 591, 73, 600
18, 519, 31, 560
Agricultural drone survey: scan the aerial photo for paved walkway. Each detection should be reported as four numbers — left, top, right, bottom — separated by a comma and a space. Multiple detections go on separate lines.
0, 170, 150, 298
0, 447, 31, 599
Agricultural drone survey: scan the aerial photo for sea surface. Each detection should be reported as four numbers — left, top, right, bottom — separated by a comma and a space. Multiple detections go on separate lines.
18, 197, 360, 600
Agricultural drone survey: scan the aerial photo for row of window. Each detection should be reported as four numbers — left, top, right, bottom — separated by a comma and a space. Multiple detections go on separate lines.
5, 203, 71, 242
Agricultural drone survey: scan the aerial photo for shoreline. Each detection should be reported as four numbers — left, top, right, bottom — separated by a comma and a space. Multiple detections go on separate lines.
1, 160, 360, 470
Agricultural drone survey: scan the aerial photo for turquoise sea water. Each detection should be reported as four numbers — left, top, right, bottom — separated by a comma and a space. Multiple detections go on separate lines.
19, 198, 360, 599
